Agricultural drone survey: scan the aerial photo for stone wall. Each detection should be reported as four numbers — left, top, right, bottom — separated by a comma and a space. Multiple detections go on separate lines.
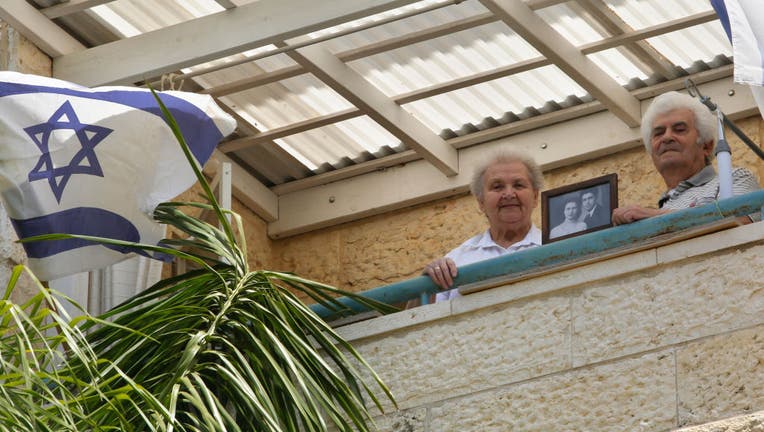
332, 222, 764, 432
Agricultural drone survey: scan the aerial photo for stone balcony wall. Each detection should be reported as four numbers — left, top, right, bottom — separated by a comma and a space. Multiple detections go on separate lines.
334, 222, 764, 432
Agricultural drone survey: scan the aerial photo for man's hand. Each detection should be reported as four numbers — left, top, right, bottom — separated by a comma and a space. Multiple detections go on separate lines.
423, 257, 458, 290
612, 205, 670, 225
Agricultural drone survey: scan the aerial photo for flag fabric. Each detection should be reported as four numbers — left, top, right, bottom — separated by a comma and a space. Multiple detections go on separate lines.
710, 0, 764, 118
0, 71, 236, 281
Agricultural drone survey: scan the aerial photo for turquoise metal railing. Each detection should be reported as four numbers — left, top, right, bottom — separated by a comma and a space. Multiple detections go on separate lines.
311, 189, 764, 320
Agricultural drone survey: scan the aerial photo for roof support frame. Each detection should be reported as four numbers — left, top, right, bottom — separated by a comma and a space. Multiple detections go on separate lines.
51, 0, 425, 86
286, 43, 459, 177
574, 0, 681, 80
0, 0, 85, 57
478, 0, 642, 127
206, 9, 710, 152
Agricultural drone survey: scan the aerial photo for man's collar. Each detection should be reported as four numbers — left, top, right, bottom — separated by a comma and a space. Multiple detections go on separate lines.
684, 164, 716, 187
658, 165, 716, 207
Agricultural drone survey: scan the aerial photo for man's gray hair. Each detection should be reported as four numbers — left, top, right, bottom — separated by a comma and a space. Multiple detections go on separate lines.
470, 150, 544, 200
641, 91, 717, 160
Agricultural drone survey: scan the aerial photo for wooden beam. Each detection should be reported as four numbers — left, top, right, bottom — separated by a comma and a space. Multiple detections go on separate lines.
205, 150, 278, 222
479, 0, 641, 127
41, 0, 115, 19
0, 0, 85, 57
574, 0, 681, 80
52, 0, 422, 86
580, 11, 718, 55
287, 43, 459, 176
219, 108, 362, 152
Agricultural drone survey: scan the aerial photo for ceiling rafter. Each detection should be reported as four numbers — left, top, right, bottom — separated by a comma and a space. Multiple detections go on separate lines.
202, 65, 306, 97
285, 42, 459, 176
219, 108, 363, 152
40, 0, 115, 19
203, 7, 716, 100
579, 10, 717, 55
210, 8, 718, 155
0, 0, 85, 57
478, 0, 641, 127
574, 0, 681, 80
205, 5, 712, 152
51, 0, 425, 86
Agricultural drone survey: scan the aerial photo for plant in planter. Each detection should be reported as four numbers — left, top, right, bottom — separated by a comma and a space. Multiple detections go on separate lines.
0, 90, 397, 431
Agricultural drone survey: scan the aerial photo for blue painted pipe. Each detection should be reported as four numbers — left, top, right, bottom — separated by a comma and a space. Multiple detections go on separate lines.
312, 190, 764, 320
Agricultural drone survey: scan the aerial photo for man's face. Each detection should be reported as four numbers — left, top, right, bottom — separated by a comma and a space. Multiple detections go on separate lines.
649, 108, 712, 182
581, 192, 595, 212
478, 161, 538, 230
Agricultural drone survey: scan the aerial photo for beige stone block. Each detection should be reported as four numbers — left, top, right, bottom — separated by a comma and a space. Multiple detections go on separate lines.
336, 300, 451, 343
430, 351, 676, 432
673, 410, 764, 432
657, 223, 764, 265
352, 294, 570, 410
454, 248, 656, 316
572, 245, 764, 365
373, 408, 426, 432
677, 326, 764, 428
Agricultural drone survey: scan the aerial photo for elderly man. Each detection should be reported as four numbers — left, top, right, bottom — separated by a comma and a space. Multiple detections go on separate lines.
423, 150, 543, 301
613, 91, 760, 225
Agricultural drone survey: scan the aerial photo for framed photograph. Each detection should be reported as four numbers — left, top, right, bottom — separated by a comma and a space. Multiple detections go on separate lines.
541, 173, 618, 244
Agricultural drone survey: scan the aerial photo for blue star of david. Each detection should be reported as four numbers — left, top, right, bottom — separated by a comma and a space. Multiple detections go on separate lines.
25, 100, 113, 203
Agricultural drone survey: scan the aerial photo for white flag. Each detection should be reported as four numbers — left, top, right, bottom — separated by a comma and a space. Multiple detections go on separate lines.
711, 0, 764, 118
0, 71, 236, 281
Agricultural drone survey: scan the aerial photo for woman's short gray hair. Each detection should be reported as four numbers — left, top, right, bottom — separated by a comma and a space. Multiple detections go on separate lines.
640, 91, 716, 159
470, 150, 544, 200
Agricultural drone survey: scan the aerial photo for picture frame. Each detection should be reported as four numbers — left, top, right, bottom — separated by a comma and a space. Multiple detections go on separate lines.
541, 173, 618, 244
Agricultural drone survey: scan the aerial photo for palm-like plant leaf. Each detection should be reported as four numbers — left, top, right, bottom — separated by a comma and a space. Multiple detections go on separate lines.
4, 87, 398, 431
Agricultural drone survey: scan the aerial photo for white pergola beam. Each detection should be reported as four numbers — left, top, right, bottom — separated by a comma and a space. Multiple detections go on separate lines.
52, 0, 421, 87
288, 44, 459, 177
479, 0, 642, 127
205, 150, 279, 222
269, 77, 757, 238
0, 0, 85, 57
41, 0, 115, 19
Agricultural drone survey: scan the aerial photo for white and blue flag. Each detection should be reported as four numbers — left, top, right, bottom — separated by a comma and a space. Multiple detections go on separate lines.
0, 71, 236, 281
711, 0, 764, 118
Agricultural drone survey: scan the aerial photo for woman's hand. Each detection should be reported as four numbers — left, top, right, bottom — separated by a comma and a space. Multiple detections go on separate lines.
423, 257, 458, 290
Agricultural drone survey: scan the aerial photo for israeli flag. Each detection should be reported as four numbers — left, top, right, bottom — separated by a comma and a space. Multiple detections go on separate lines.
0, 72, 236, 281
711, 0, 764, 117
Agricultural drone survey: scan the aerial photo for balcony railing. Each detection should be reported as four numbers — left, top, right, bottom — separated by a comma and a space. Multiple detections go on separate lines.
311, 190, 764, 320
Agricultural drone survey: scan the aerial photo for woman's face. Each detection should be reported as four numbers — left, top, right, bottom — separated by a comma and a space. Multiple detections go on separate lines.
564, 201, 578, 221
478, 161, 538, 231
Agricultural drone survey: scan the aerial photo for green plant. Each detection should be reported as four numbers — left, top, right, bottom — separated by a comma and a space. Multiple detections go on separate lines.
1, 89, 398, 431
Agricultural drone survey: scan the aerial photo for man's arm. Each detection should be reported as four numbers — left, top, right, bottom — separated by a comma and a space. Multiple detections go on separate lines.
612, 205, 672, 225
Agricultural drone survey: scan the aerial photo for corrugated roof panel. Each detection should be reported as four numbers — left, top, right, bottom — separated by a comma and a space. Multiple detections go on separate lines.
89, 0, 222, 36
273, 116, 401, 171
49, 0, 735, 185
645, 23, 731, 67
607, 0, 730, 67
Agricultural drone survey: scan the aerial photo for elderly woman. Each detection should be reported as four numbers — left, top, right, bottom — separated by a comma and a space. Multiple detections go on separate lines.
423, 150, 544, 302
549, 197, 587, 239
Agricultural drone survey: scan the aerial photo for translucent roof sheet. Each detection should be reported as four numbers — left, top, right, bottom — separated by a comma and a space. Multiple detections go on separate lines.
20, 0, 732, 187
